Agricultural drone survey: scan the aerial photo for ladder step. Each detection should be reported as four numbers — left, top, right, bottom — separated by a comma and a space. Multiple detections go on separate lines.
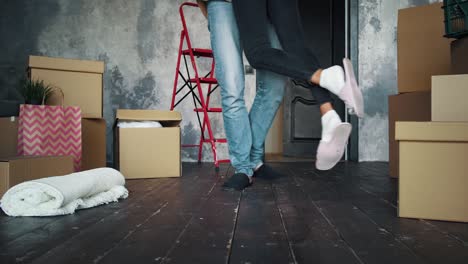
218, 159, 230, 163
194, 108, 222, 113
182, 48, 213, 58
202, 139, 227, 143
182, 144, 200, 148
189, 77, 218, 84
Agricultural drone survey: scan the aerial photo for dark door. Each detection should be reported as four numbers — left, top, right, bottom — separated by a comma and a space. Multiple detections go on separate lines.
283, 0, 346, 158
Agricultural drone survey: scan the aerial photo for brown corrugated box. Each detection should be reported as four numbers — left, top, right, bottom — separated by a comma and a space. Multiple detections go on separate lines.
0, 156, 74, 197
388, 92, 431, 178
451, 37, 468, 74
432, 74, 468, 122
82, 118, 107, 170
396, 122, 468, 222
397, 3, 452, 93
28, 55, 104, 118
0, 117, 18, 159
114, 110, 182, 179
0, 117, 106, 170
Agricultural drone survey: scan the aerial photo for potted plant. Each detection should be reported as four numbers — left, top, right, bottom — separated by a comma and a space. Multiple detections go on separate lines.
18, 78, 54, 105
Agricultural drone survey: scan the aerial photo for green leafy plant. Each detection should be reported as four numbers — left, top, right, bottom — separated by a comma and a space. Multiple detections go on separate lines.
18, 79, 55, 105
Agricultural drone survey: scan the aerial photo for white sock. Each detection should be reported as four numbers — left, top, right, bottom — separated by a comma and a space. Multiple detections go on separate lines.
321, 110, 342, 142
254, 162, 263, 171
319, 66, 345, 95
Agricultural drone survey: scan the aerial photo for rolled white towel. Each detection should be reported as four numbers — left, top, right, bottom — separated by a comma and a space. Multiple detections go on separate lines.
1, 168, 128, 217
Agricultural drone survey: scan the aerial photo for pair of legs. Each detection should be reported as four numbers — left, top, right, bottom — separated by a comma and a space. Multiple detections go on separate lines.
207, 0, 287, 179
231, 0, 363, 118
229, 0, 364, 175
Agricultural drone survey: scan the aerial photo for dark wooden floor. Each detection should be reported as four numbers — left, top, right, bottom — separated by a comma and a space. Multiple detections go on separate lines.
1, 162, 467, 264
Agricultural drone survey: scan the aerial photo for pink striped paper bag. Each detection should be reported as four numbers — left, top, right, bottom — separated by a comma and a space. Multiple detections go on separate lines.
18, 104, 82, 171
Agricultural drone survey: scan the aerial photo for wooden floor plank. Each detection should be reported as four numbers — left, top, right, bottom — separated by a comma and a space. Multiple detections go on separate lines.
28, 164, 214, 264
92, 163, 228, 264
423, 220, 468, 245
357, 163, 468, 247
351, 164, 468, 264
0, 179, 149, 246
0, 178, 171, 264
290, 162, 426, 264
270, 163, 362, 264
162, 166, 241, 264
1, 162, 467, 264
228, 176, 294, 264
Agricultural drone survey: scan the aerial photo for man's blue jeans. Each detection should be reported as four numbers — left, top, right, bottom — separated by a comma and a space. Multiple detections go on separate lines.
207, 1, 287, 176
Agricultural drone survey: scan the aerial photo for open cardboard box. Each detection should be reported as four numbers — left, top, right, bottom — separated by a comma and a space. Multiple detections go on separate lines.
114, 109, 182, 179
0, 156, 74, 197
396, 122, 468, 222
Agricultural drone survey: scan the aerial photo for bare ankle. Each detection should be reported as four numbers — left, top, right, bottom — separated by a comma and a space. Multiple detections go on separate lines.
311, 69, 323, 85
320, 102, 334, 115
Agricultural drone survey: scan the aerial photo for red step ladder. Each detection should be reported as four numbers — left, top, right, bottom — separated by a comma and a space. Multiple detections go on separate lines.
171, 2, 229, 170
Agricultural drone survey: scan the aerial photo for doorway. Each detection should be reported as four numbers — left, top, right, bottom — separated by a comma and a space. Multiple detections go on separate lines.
265, 0, 352, 161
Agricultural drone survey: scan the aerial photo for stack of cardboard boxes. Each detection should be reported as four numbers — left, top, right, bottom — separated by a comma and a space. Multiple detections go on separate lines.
0, 55, 107, 196
391, 3, 468, 222
28, 56, 107, 171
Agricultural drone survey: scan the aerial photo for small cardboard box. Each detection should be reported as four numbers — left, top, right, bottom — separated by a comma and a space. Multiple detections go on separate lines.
396, 122, 468, 222
0, 156, 74, 197
0, 117, 19, 159
28, 55, 104, 118
388, 92, 431, 178
451, 37, 468, 74
82, 118, 107, 170
432, 74, 468, 122
114, 110, 182, 179
397, 3, 452, 93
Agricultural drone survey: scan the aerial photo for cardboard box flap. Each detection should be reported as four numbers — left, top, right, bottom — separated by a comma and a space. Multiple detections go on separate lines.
29, 55, 104, 74
0, 156, 69, 162
116, 109, 182, 126
395, 122, 468, 142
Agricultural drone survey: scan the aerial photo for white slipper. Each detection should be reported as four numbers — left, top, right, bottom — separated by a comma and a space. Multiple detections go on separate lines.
338, 58, 364, 118
316, 122, 352, 171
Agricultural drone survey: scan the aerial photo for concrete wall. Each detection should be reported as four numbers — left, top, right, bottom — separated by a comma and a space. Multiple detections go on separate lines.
0, 0, 256, 163
358, 0, 441, 161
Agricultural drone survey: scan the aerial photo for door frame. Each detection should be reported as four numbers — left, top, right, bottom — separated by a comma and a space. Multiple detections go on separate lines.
347, 0, 359, 162
264, 0, 359, 161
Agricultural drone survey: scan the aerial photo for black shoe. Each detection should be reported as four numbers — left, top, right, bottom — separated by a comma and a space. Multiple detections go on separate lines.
222, 173, 252, 191
253, 164, 284, 180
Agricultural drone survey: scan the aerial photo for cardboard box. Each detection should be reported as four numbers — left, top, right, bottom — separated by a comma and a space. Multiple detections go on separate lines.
0, 116, 107, 170
82, 118, 107, 170
0, 156, 74, 197
451, 37, 468, 74
397, 3, 452, 93
114, 110, 182, 179
388, 92, 431, 178
28, 55, 104, 118
396, 122, 468, 222
432, 74, 468, 122
0, 117, 19, 159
